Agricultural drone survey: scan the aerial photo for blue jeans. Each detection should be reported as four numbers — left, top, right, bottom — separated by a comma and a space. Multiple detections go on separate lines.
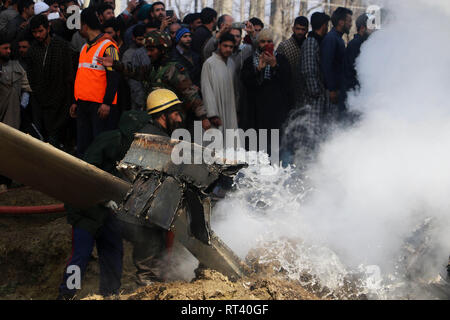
59, 216, 123, 297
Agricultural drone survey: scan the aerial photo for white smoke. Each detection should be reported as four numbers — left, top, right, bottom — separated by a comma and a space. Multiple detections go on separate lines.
211, 0, 450, 299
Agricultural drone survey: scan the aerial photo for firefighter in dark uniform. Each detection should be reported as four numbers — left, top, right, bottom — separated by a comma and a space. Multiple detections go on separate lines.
118, 89, 185, 286
58, 90, 185, 296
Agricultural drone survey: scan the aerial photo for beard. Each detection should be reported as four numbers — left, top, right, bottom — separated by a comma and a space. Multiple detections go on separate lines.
38, 35, 48, 43
180, 41, 191, 49
166, 118, 183, 134
361, 31, 370, 41
220, 51, 232, 58
0, 54, 10, 62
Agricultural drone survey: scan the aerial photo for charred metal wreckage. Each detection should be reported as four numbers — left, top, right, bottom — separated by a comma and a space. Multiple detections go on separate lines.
117, 134, 249, 279
0, 123, 249, 280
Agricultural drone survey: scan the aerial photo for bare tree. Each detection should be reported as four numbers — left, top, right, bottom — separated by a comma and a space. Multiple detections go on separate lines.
222, 0, 233, 14
249, 0, 257, 18
270, 0, 283, 45
240, 0, 246, 21
256, 0, 265, 19
298, 0, 307, 17
213, 0, 221, 13
173, 0, 195, 19
281, 0, 295, 39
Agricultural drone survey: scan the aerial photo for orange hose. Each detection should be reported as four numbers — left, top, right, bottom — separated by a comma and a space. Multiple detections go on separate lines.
0, 204, 65, 215
0, 188, 65, 215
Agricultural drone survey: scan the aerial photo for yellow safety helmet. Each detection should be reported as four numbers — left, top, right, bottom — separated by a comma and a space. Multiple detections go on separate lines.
146, 89, 183, 115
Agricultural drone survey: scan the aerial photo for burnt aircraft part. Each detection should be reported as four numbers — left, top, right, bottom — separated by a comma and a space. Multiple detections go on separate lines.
122, 172, 162, 217
119, 134, 248, 190
147, 176, 184, 230
185, 188, 211, 245
0, 122, 130, 208
173, 208, 249, 280
118, 172, 183, 231
118, 134, 249, 279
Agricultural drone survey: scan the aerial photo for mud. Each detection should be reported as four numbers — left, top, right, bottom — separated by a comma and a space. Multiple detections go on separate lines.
0, 189, 322, 300
0, 188, 60, 206
0, 212, 323, 300
84, 269, 319, 300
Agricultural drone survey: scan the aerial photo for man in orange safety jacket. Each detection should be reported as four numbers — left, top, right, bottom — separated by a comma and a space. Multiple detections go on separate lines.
71, 7, 121, 158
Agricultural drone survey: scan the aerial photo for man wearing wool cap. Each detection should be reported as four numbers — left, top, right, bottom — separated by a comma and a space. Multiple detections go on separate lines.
170, 27, 201, 87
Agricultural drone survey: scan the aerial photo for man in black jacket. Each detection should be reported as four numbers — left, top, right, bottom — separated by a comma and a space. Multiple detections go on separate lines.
191, 7, 217, 57
320, 7, 353, 122
5, 0, 33, 44
342, 13, 372, 97
340, 13, 373, 124
171, 28, 201, 87
26, 14, 74, 148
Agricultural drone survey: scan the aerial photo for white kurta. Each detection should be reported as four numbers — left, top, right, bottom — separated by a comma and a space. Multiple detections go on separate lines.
201, 53, 239, 142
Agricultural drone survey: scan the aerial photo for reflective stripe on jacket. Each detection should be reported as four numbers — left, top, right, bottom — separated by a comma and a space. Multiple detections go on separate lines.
74, 39, 118, 105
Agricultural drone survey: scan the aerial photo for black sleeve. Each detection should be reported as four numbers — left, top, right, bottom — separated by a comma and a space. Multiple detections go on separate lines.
275, 54, 294, 107
104, 70, 121, 105
103, 45, 121, 105
241, 56, 262, 89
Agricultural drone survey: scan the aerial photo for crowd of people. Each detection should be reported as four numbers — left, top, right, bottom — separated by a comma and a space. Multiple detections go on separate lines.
0, 0, 375, 298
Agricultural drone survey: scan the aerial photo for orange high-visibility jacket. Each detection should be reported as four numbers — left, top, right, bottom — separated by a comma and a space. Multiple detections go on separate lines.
74, 39, 118, 105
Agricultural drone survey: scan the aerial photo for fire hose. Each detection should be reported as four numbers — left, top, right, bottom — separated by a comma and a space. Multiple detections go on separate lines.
0, 188, 65, 215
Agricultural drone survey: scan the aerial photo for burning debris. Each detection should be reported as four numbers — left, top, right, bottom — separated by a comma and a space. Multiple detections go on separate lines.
116, 134, 250, 280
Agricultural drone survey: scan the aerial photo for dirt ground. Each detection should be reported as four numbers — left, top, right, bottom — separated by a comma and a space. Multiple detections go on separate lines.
0, 188, 321, 301
0, 188, 60, 207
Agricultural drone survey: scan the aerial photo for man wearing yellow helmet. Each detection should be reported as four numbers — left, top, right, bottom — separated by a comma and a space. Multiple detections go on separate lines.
117, 89, 185, 285
58, 89, 186, 296
141, 88, 184, 137
80, 89, 184, 174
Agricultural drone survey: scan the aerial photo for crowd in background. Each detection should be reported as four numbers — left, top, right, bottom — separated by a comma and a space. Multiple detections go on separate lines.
0, 0, 377, 298
0, 0, 374, 189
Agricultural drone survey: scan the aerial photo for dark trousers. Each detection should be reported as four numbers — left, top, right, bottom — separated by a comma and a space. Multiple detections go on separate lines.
26, 96, 68, 147
59, 216, 123, 298
76, 100, 119, 158
120, 221, 167, 284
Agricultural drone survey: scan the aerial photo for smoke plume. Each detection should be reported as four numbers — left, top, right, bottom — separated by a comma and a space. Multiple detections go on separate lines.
211, 0, 450, 299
